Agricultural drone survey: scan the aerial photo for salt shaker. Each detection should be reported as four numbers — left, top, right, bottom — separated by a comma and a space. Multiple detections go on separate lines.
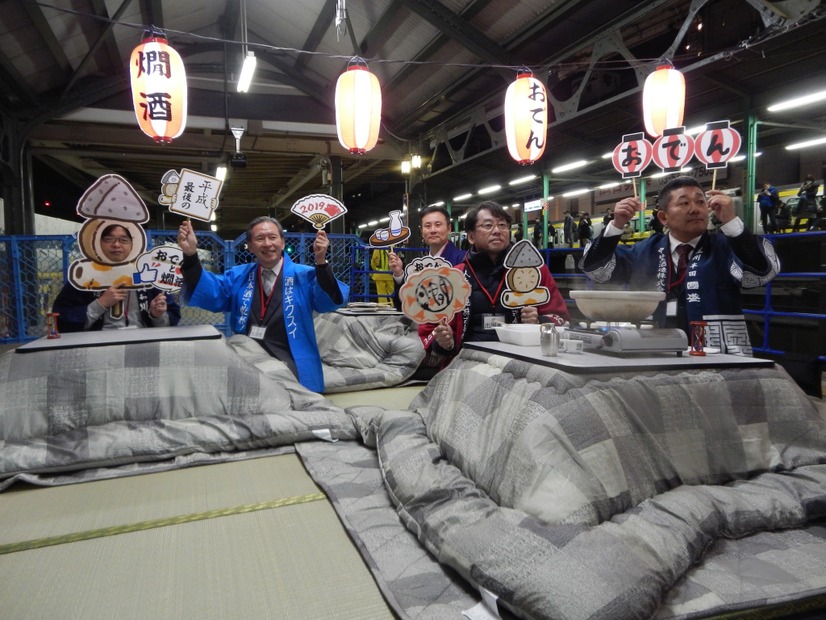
540, 323, 559, 357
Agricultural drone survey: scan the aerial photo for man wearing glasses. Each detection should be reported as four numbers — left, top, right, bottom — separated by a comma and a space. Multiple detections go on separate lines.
421, 202, 569, 365
53, 224, 181, 332
177, 217, 348, 392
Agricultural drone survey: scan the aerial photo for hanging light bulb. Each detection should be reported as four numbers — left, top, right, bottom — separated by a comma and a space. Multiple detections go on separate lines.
642, 60, 685, 138
504, 67, 548, 165
335, 57, 381, 154
130, 28, 187, 144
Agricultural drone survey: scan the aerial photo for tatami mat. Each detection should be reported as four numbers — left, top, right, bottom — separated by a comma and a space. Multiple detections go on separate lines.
0, 455, 395, 620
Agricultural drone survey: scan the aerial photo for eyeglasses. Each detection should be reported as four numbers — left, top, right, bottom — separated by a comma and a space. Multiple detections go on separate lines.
475, 222, 510, 232
102, 236, 133, 245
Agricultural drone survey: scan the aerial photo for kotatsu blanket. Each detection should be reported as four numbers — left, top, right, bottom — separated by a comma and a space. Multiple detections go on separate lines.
325, 348, 826, 620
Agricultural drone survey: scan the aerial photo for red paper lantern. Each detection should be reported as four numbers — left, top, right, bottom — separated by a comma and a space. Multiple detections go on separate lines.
335, 57, 381, 154
505, 68, 548, 165
130, 30, 187, 144
642, 61, 685, 138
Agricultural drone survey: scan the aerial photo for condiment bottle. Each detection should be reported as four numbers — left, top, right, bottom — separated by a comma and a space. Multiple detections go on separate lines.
540, 323, 559, 357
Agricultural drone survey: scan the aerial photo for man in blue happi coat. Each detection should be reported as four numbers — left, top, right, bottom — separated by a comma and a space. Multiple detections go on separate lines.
178, 217, 348, 392
581, 176, 780, 355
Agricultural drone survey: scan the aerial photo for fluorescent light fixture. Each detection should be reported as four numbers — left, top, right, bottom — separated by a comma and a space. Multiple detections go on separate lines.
379, 216, 390, 222
367, 220, 378, 226
215, 165, 227, 181
768, 89, 826, 112
785, 136, 826, 150
552, 160, 588, 174
511, 203, 520, 208
649, 171, 669, 179
601, 152, 613, 159
237, 51, 257, 93
210, 211, 217, 222
562, 188, 590, 197
411, 154, 422, 169
598, 182, 620, 189
684, 125, 705, 136
502, 205, 509, 210
509, 174, 536, 185
357, 223, 367, 229
430, 201, 445, 207
453, 193, 473, 201
478, 184, 501, 195
401, 160, 411, 175
729, 151, 762, 162
210, 224, 218, 232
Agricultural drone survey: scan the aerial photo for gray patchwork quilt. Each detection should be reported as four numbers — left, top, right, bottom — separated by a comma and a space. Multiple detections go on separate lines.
318, 348, 826, 620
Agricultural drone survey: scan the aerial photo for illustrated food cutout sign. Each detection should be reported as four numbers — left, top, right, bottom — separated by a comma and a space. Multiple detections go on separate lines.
500, 240, 550, 308
159, 169, 222, 222
134, 244, 184, 292
69, 174, 151, 292
290, 194, 348, 229
369, 210, 411, 247
399, 257, 470, 324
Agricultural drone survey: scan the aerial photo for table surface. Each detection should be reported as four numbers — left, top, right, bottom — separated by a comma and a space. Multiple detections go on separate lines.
464, 339, 775, 373
16, 324, 222, 353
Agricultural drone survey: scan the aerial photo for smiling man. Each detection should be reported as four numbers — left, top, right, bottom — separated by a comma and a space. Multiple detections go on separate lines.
420, 201, 568, 367
178, 216, 348, 392
580, 176, 780, 355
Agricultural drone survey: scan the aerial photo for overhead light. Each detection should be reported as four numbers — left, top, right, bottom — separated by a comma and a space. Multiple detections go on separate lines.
453, 193, 473, 201
367, 220, 378, 226
768, 89, 826, 112
237, 51, 257, 93
210, 224, 218, 232
379, 216, 390, 222
411, 154, 422, 169
601, 152, 613, 159
598, 182, 620, 189
551, 160, 588, 174
684, 125, 705, 136
649, 171, 669, 179
357, 223, 367, 229
401, 159, 411, 175
729, 152, 762, 162
642, 60, 685, 138
511, 203, 520, 208
562, 188, 589, 197
785, 136, 826, 150
215, 165, 227, 181
430, 201, 445, 207
509, 174, 536, 185
478, 184, 501, 195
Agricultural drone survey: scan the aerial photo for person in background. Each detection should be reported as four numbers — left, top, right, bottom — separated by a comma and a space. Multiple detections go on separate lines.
532, 219, 542, 247
370, 248, 394, 305
53, 224, 180, 332
602, 208, 614, 227
794, 174, 820, 231
577, 212, 592, 247
563, 210, 574, 246
775, 199, 791, 232
581, 176, 780, 356
177, 216, 348, 392
757, 182, 779, 233
420, 202, 569, 369
514, 222, 524, 242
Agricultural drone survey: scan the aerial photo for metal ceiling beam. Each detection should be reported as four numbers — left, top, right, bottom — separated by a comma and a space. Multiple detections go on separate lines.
295, 0, 337, 72
22, 0, 72, 75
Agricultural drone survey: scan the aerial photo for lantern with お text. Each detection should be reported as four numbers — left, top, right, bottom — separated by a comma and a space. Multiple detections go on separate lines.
335, 57, 381, 154
130, 30, 187, 144
505, 68, 548, 165
642, 61, 685, 138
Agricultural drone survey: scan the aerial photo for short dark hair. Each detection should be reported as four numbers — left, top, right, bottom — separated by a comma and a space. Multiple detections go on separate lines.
464, 201, 512, 232
101, 224, 131, 239
657, 176, 703, 211
247, 216, 284, 239
419, 205, 451, 225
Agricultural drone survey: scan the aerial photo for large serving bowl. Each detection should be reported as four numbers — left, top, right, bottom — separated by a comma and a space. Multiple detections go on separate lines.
569, 290, 665, 323
494, 324, 541, 346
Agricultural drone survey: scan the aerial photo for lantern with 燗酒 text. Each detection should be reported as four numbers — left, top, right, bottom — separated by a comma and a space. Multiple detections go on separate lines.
130, 30, 187, 144
335, 57, 381, 154
642, 61, 685, 138
505, 68, 548, 165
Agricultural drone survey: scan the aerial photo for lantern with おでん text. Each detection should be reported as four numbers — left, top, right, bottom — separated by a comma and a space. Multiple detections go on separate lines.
642, 61, 685, 138
505, 68, 548, 165
335, 57, 381, 154
130, 30, 187, 144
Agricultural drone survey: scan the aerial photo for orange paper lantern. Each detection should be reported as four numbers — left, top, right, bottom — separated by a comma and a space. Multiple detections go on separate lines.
335, 57, 381, 154
130, 30, 187, 144
642, 61, 685, 138
505, 68, 548, 165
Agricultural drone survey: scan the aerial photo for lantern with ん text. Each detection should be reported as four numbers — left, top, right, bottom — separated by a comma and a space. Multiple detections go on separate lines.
130, 30, 187, 144
642, 61, 685, 138
505, 68, 548, 165
335, 57, 381, 154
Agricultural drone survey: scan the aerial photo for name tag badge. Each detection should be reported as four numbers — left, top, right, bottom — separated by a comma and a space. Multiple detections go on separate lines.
483, 314, 506, 330
666, 300, 678, 317
249, 325, 267, 339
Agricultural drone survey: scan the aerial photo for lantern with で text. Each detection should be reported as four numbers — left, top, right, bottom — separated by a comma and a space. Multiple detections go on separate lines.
130, 30, 187, 144
505, 68, 548, 165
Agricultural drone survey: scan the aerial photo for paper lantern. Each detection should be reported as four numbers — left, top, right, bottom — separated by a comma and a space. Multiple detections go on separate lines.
505, 68, 548, 165
130, 30, 187, 144
335, 57, 381, 154
642, 61, 685, 138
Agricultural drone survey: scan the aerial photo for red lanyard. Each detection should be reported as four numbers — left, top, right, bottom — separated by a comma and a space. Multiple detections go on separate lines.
464, 259, 506, 309
258, 265, 278, 321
